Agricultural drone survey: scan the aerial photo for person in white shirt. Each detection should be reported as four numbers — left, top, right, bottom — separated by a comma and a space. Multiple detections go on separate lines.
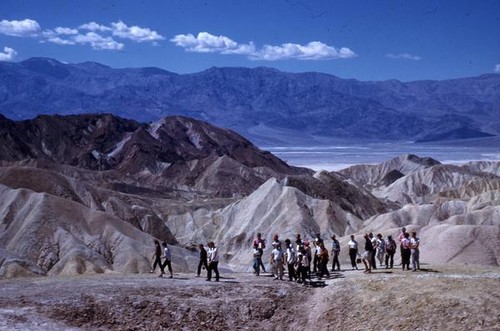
270, 244, 284, 280
410, 232, 420, 271
160, 242, 173, 278
206, 241, 220, 282
313, 233, 323, 274
284, 239, 296, 281
369, 232, 378, 269
347, 235, 359, 270
252, 243, 262, 276
376, 233, 386, 267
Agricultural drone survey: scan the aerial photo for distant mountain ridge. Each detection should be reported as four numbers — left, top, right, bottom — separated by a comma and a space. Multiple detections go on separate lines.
0, 57, 499, 145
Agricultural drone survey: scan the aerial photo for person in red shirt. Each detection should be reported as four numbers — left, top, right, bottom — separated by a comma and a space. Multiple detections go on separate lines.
253, 233, 266, 273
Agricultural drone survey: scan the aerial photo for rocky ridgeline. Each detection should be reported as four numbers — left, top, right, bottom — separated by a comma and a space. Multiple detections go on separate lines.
0, 114, 499, 278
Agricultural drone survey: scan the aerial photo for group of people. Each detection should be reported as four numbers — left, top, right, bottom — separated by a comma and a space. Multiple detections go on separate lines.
352, 227, 420, 273
150, 240, 173, 278
252, 232, 340, 285
151, 227, 420, 282
151, 241, 221, 281
252, 227, 421, 283
196, 242, 220, 281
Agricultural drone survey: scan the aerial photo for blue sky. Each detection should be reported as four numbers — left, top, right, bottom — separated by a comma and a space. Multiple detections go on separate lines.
0, 0, 499, 81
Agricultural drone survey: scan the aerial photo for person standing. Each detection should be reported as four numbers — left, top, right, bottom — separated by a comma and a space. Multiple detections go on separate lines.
401, 232, 411, 271
270, 242, 284, 280
304, 240, 312, 278
150, 240, 164, 275
410, 232, 420, 271
362, 234, 374, 273
385, 235, 397, 269
297, 246, 310, 285
161, 242, 173, 278
369, 232, 378, 269
252, 243, 263, 276
197, 244, 208, 277
398, 227, 407, 257
207, 241, 220, 282
295, 233, 304, 251
313, 233, 323, 274
253, 233, 266, 273
376, 233, 386, 267
318, 242, 330, 279
331, 234, 341, 271
271, 234, 281, 249
348, 235, 359, 270
284, 239, 297, 281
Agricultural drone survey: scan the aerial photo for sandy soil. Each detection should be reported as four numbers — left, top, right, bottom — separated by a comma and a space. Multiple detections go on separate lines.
0, 264, 499, 331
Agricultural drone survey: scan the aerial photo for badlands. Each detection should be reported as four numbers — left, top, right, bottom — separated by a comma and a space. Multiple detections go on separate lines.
0, 114, 499, 330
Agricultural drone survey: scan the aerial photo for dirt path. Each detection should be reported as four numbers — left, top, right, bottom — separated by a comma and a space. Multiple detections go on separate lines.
0, 265, 499, 330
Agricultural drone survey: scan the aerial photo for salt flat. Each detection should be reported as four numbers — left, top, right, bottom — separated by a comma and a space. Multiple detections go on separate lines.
263, 141, 500, 171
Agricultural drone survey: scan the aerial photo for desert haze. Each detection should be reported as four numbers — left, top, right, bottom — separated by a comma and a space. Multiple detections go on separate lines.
0, 113, 499, 330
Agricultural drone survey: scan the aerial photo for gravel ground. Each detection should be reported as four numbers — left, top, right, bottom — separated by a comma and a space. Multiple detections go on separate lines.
0, 264, 499, 331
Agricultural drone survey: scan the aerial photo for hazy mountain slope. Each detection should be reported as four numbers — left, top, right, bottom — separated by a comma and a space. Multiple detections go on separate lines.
461, 160, 500, 176
338, 154, 441, 188
357, 203, 500, 266
340, 154, 500, 205
376, 164, 500, 204
336, 156, 500, 266
1, 58, 499, 144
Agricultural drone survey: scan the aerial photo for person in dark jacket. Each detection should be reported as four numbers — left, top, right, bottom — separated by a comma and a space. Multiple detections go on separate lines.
150, 240, 164, 275
362, 234, 374, 273
197, 244, 208, 277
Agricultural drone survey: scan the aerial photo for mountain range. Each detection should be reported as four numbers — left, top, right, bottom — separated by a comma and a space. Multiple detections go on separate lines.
1, 57, 499, 145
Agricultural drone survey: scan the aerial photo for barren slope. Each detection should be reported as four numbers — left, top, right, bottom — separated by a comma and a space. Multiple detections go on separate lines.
0, 265, 498, 330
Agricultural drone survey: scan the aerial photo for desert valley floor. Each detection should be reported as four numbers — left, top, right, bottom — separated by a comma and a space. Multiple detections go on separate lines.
1, 264, 499, 331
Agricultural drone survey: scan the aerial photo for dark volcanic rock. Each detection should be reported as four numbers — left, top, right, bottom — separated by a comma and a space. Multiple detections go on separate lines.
0, 113, 311, 197
381, 169, 405, 186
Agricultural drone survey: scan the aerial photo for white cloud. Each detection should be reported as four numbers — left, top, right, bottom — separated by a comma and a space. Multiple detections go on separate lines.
0, 18, 162, 51
0, 47, 17, 61
171, 32, 356, 61
255, 41, 356, 60
44, 36, 76, 46
73, 32, 124, 50
110, 21, 164, 42
54, 27, 78, 35
495, 64, 500, 72
171, 32, 255, 54
0, 19, 41, 37
79, 22, 112, 32
386, 53, 422, 61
